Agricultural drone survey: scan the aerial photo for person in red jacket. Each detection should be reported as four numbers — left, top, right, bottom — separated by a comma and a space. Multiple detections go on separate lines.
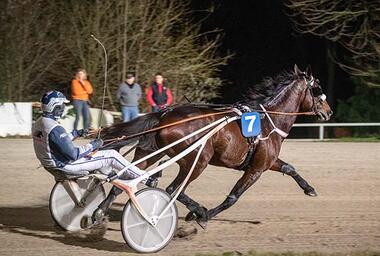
146, 73, 173, 112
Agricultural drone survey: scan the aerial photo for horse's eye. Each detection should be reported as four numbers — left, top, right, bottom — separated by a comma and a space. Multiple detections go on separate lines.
311, 87, 322, 96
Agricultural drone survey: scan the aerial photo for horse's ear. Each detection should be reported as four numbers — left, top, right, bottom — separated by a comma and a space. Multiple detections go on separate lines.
305, 65, 312, 77
294, 64, 302, 75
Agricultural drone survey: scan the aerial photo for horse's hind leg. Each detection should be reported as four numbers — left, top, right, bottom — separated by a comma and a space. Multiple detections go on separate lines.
166, 150, 213, 229
270, 158, 317, 196
207, 169, 262, 220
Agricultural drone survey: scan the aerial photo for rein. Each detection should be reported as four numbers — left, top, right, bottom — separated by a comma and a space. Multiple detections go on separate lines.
101, 110, 235, 146
99, 108, 315, 147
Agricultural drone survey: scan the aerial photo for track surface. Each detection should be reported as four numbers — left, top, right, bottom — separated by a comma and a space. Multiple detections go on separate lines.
0, 139, 379, 255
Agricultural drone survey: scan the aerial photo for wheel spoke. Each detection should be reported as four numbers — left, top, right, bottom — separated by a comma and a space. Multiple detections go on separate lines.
150, 194, 160, 215
140, 224, 150, 246
159, 213, 174, 220
152, 226, 165, 242
127, 221, 147, 229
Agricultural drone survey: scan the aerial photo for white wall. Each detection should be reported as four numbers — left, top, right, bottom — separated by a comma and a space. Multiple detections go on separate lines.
59, 105, 114, 131
0, 103, 114, 137
0, 103, 32, 137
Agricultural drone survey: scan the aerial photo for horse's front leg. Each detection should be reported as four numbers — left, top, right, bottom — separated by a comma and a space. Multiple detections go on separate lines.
270, 158, 317, 196
207, 170, 262, 220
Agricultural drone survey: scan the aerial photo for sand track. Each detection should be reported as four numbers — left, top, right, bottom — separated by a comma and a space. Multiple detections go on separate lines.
0, 139, 379, 255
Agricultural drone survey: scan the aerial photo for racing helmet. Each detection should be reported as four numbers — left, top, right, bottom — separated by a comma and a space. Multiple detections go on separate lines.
41, 91, 70, 119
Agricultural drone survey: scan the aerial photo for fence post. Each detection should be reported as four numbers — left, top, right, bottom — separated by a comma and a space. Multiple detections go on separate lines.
319, 125, 324, 140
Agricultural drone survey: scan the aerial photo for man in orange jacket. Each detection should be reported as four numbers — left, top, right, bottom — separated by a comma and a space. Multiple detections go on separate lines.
71, 69, 93, 130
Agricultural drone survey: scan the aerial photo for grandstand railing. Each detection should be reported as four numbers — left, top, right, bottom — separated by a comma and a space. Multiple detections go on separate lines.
292, 123, 380, 140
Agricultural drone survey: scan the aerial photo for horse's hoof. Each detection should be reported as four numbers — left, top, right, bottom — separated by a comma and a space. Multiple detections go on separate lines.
196, 219, 208, 230
185, 211, 197, 222
304, 188, 318, 197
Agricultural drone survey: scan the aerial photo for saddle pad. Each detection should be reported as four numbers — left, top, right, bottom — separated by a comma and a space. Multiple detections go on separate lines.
241, 112, 261, 137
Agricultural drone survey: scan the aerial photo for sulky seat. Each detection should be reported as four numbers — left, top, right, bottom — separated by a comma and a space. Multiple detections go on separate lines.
44, 167, 90, 181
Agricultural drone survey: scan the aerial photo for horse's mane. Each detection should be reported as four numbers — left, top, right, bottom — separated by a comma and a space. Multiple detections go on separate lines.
243, 70, 299, 108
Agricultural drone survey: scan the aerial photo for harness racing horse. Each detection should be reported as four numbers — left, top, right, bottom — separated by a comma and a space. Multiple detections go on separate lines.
98, 65, 332, 228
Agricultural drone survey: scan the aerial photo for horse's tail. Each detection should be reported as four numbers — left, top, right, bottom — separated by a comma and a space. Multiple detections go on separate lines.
100, 112, 161, 150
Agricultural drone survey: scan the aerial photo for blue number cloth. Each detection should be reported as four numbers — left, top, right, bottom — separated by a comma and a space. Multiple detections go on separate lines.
241, 112, 261, 137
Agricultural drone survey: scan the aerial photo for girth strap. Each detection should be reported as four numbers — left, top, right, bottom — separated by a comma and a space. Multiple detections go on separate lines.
237, 137, 257, 171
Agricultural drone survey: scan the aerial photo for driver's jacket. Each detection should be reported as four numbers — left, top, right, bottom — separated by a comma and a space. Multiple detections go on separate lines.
32, 116, 94, 168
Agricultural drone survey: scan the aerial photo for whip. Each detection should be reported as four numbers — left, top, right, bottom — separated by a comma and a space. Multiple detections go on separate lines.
90, 34, 108, 139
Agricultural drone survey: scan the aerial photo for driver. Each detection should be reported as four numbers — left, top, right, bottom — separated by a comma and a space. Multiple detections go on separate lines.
32, 91, 158, 210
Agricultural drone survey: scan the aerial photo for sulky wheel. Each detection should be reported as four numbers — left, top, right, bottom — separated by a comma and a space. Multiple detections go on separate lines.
49, 178, 106, 231
121, 188, 178, 253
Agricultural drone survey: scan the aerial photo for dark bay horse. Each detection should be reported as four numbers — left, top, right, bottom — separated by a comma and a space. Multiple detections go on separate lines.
99, 65, 332, 228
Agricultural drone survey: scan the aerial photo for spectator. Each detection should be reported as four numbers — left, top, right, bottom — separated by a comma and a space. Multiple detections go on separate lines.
116, 73, 142, 122
71, 69, 93, 130
146, 73, 173, 112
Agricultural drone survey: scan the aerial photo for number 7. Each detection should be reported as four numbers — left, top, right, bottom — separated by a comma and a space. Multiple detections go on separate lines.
244, 115, 256, 132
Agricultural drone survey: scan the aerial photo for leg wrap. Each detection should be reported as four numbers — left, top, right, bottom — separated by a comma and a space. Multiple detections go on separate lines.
280, 164, 315, 193
280, 164, 298, 177
178, 192, 200, 212
224, 195, 238, 208
208, 194, 238, 219
216, 194, 238, 212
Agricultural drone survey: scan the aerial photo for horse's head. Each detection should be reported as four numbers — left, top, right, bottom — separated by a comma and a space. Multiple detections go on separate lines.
295, 65, 333, 121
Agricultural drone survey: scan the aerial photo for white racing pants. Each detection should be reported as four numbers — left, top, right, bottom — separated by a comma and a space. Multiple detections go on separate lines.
62, 149, 147, 182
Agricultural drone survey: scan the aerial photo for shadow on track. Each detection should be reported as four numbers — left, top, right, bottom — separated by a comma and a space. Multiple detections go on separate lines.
0, 205, 134, 253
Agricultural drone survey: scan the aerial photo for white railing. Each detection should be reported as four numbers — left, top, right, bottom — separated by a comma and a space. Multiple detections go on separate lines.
292, 123, 380, 140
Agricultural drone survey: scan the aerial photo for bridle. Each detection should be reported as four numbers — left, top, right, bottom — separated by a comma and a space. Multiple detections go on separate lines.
255, 75, 327, 141
303, 75, 327, 115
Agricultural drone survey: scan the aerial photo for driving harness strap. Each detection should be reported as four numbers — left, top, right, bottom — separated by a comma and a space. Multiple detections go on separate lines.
237, 136, 257, 171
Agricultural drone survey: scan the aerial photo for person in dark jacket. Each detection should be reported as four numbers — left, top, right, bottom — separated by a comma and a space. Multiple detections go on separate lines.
117, 73, 142, 122
146, 73, 173, 112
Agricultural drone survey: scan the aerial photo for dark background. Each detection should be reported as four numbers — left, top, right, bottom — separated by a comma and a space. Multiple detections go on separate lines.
190, 0, 353, 108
